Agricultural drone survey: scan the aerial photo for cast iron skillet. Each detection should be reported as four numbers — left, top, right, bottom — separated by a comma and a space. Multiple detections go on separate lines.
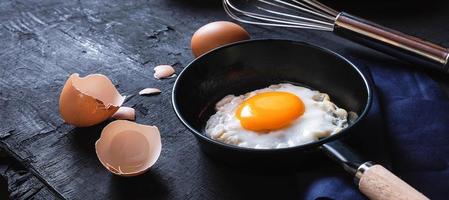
172, 39, 428, 200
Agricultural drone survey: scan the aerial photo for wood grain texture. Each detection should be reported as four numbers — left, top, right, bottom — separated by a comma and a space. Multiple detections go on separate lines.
359, 165, 428, 200
0, 0, 448, 199
0, 152, 60, 199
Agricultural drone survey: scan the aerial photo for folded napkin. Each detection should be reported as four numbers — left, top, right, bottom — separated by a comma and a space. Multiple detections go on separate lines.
302, 56, 449, 200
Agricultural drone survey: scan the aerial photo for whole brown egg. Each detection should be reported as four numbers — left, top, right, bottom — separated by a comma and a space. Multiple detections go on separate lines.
191, 21, 250, 57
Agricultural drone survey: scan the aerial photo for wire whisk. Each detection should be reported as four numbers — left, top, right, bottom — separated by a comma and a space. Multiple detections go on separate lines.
224, 0, 337, 31
223, 0, 449, 73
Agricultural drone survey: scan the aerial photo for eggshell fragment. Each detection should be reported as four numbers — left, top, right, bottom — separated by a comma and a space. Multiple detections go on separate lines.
95, 120, 161, 177
59, 73, 125, 127
191, 21, 250, 57
112, 107, 135, 121
139, 88, 161, 96
154, 65, 175, 79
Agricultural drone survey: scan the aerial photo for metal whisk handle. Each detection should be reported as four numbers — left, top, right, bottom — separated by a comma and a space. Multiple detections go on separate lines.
334, 12, 449, 73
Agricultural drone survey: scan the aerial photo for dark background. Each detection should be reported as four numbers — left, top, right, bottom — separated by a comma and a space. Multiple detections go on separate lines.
0, 0, 448, 199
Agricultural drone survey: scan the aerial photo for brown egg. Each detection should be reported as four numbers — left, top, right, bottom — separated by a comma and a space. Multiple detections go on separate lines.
59, 73, 125, 127
95, 120, 161, 177
191, 21, 250, 57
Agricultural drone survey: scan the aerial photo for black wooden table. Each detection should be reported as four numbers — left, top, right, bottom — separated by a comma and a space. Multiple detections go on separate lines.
1, 0, 448, 199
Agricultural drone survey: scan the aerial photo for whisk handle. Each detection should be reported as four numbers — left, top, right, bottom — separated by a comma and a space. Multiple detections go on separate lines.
334, 12, 449, 73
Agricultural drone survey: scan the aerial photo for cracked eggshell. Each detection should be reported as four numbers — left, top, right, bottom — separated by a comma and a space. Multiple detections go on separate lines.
95, 120, 161, 177
111, 107, 135, 121
154, 65, 175, 79
59, 73, 125, 127
139, 88, 161, 96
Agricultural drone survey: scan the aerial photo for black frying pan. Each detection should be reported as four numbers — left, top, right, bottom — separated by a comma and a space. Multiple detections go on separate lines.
172, 39, 428, 200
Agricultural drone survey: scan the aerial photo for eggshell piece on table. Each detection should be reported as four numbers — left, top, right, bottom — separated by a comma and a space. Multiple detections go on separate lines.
111, 107, 135, 121
191, 21, 250, 57
139, 88, 161, 96
95, 120, 161, 177
154, 65, 175, 79
59, 73, 125, 127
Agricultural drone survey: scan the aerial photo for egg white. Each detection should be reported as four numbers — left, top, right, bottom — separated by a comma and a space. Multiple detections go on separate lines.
205, 83, 349, 149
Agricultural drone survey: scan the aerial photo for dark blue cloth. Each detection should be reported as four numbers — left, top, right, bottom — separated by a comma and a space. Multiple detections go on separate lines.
303, 56, 449, 200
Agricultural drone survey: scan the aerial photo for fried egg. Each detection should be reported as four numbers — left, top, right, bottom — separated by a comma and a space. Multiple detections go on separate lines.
205, 83, 349, 149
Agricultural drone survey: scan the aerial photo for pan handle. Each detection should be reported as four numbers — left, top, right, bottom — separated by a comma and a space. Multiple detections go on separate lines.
356, 162, 429, 200
322, 141, 429, 200
334, 12, 449, 73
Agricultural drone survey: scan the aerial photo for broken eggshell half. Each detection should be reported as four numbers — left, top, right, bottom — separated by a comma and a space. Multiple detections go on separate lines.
59, 73, 125, 127
95, 120, 161, 177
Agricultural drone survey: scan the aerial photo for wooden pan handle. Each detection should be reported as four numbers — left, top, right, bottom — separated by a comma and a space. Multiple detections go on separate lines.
358, 164, 429, 200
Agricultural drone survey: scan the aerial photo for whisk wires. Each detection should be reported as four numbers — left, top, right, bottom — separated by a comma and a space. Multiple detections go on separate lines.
223, 0, 339, 31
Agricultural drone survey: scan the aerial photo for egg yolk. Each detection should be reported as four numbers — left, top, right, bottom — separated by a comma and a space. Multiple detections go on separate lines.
236, 92, 305, 132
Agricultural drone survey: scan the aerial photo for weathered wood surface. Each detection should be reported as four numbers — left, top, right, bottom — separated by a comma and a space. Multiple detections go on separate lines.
0, 0, 448, 199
